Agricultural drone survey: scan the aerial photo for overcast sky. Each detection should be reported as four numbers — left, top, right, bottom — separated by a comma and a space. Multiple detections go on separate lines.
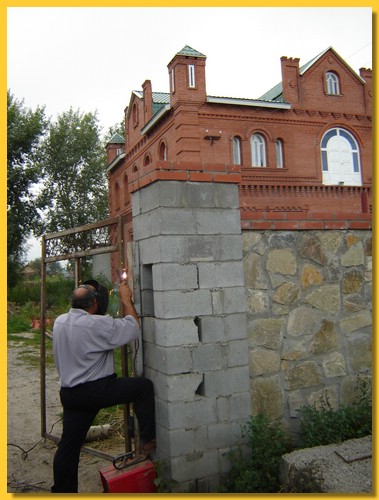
7, 6, 372, 260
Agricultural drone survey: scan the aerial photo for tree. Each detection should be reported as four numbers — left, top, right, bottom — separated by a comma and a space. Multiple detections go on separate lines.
7, 90, 48, 286
36, 108, 109, 235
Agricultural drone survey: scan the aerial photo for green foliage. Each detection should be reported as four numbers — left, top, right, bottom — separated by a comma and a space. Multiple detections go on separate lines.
299, 378, 372, 448
221, 414, 291, 493
8, 276, 74, 309
35, 108, 109, 235
7, 90, 48, 284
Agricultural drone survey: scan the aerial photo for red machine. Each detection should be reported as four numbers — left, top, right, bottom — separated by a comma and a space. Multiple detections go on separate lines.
99, 455, 157, 493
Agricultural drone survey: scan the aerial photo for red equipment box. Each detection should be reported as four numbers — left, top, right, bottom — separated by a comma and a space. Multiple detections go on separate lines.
99, 459, 157, 493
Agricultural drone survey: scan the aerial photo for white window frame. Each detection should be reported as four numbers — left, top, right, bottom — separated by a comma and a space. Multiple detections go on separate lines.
321, 127, 361, 186
171, 68, 175, 93
233, 137, 242, 165
276, 139, 284, 168
188, 64, 196, 88
326, 71, 340, 95
251, 133, 266, 167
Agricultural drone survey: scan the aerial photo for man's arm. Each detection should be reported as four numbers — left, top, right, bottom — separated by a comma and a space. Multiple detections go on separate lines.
118, 280, 140, 327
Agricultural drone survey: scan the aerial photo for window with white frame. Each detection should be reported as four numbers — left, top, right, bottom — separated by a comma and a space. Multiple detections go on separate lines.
188, 64, 196, 88
321, 128, 361, 186
276, 139, 284, 168
326, 71, 340, 95
251, 133, 266, 167
233, 136, 242, 165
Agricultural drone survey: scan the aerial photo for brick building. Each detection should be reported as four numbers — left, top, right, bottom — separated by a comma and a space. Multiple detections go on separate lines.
105, 46, 372, 491
106, 45, 372, 239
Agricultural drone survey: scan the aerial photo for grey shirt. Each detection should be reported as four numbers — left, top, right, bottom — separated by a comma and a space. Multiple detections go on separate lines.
53, 308, 140, 388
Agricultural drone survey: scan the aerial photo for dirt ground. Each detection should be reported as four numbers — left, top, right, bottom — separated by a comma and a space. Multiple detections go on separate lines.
7, 333, 130, 494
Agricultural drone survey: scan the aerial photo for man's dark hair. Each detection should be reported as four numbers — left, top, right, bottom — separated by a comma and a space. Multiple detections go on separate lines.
71, 285, 96, 311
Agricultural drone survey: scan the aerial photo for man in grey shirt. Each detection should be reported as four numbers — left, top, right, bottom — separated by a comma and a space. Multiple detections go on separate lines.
51, 278, 156, 493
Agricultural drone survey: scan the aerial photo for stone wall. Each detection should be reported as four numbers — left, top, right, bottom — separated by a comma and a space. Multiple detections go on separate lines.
242, 229, 372, 439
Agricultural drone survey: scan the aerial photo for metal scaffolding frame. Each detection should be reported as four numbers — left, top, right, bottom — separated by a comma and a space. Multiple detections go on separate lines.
40, 215, 132, 461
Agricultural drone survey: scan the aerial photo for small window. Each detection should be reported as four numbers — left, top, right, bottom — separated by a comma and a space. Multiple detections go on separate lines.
233, 137, 242, 165
276, 139, 284, 168
251, 133, 266, 167
114, 182, 120, 210
326, 71, 340, 95
188, 64, 196, 88
171, 68, 175, 93
159, 141, 167, 161
144, 154, 151, 166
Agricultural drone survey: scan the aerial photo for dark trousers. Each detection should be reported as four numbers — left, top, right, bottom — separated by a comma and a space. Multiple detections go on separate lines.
51, 374, 155, 493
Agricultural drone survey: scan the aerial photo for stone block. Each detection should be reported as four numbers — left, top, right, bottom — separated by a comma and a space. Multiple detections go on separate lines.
156, 397, 218, 429
251, 375, 284, 419
170, 450, 220, 483
226, 339, 249, 367
153, 372, 204, 403
207, 421, 243, 448
285, 361, 321, 390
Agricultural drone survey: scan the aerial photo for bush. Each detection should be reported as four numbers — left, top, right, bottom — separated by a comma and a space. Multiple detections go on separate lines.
221, 414, 291, 493
299, 376, 372, 448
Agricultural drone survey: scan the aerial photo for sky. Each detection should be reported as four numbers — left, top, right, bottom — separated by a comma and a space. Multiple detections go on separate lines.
6, 6, 373, 261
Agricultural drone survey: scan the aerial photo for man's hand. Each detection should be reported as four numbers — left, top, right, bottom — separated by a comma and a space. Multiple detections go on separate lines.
119, 280, 140, 327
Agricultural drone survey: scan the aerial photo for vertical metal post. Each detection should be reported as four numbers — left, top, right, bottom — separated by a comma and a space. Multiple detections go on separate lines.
118, 216, 132, 452
40, 236, 47, 438
74, 258, 81, 287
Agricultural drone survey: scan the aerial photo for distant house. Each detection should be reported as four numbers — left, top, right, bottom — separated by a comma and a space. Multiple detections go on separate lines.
20, 264, 39, 280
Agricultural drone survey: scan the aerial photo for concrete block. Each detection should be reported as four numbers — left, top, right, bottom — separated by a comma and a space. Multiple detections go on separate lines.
186, 234, 243, 262
170, 450, 220, 482
225, 339, 250, 367
157, 426, 208, 458
159, 208, 197, 234
144, 343, 193, 375
204, 366, 250, 397
200, 313, 247, 343
192, 344, 223, 372
207, 421, 243, 449
153, 372, 204, 402
196, 209, 241, 235
153, 263, 198, 291
183, 182, 216, 208
198, 261, 244, 289
154, 289, 212, 319
211, 287, 247, 315
215, 183, 240, 209
156, 397, 218, 429
142, 317, 199, 346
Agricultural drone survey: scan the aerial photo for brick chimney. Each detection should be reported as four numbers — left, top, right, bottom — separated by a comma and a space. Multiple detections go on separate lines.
359, 67, 372, 116
142, 79, 153, 124
281, 56, 300, 105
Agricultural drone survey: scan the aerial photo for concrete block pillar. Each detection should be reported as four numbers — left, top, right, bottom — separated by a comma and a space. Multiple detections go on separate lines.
132, 180, 251, 492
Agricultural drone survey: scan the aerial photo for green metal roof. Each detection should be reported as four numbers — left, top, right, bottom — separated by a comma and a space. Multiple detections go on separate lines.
108, 132, 125, 144
176, 45, 206, 58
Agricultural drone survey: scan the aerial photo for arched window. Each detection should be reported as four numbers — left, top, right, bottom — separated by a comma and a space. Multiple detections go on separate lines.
132, 164, 138, 173
251, 133, 266, 167
326, 71, 340, 95
144, 154, 151, 166
159, 141, 167, 161
276, 139, 284, 168
321, 128, 361, 186
233, 136, 242, 165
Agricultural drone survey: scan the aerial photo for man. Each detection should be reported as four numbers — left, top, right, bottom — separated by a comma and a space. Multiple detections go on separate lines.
51, 278, 156, 493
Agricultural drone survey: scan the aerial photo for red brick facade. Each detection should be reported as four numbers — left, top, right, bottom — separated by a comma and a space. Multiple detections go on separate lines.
106, 46, 372, 237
